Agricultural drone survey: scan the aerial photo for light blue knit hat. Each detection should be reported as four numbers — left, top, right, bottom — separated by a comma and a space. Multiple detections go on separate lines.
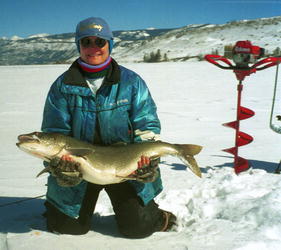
75, 17, 114, 53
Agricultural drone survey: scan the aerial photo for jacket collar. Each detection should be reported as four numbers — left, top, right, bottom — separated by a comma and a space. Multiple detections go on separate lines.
63, 58, 120, 87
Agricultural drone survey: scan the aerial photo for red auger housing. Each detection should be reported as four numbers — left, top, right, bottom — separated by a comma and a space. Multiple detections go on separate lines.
232, 41, 265, 67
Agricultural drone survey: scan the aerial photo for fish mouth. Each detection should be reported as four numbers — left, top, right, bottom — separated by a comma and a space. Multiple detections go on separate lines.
16, 132, 40, 147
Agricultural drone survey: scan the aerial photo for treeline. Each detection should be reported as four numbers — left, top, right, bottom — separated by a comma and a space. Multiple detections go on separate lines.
142, 47, 281, 63
143, 49, 168, 62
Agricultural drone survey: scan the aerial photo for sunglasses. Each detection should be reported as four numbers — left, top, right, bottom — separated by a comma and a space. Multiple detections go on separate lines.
80, 37, 107, 48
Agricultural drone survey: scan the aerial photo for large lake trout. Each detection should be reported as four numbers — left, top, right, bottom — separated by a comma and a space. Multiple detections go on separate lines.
16, 132, 202, 184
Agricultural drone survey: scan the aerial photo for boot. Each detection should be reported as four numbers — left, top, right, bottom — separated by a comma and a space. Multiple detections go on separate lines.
160, 210, 177, 232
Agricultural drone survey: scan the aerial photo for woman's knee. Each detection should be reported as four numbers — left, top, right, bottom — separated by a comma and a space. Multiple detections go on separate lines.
44, 202, 91, 235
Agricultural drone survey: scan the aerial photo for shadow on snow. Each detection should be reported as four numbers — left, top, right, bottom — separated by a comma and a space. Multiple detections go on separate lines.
0, 196, 121, 237
209, 155, 280, 174
162, 155, 280, 174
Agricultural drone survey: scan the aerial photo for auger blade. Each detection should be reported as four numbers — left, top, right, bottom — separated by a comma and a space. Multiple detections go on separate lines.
223, 121, 238, 129
239, 107, 255, 120
235, 156, 250, 174
222, 147, 236, 155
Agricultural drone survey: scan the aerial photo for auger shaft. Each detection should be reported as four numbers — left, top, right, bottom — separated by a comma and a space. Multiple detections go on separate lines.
223, 80, 254, 174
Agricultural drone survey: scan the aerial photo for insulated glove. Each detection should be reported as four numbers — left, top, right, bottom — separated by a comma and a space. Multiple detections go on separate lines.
49, 155, 83, 187
134, 156, 160, 183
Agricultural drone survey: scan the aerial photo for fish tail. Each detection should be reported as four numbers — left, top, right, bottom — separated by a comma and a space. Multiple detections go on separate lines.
176, 144, 202, 178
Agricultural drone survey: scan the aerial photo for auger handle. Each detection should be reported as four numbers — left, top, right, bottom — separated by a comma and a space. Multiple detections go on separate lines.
253, 57, 281, 71
204, 55, 234, 69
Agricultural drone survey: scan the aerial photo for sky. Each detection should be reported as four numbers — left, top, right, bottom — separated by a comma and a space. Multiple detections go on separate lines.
0, 0, 281, 38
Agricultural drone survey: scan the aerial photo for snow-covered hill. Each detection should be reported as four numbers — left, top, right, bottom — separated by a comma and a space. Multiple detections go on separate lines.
0, 16, 281, 65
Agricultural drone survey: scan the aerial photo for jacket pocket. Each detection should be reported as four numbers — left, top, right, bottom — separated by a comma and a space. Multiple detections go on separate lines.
98, 104, 131, 144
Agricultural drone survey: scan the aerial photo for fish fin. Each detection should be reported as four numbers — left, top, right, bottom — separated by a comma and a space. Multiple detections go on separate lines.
176, 144, 202, 156
36, 167, 51, 177
186, 156, 202, 178
176, 144, 202, 178
65, 147, 94, 157
150, 155, 161, 161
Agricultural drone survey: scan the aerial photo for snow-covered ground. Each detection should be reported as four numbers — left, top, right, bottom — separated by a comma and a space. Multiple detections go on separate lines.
0, 61, 280, 250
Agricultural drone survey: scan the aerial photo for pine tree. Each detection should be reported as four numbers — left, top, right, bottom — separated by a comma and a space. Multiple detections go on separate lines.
273, 47, 281, 56
150, 51, 155, 62
155, 49, 161, 62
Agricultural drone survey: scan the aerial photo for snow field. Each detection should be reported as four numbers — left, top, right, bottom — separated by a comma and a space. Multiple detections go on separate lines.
0, 61, 280, 250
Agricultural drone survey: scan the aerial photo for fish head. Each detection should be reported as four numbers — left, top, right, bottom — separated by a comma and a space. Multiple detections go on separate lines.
16, 132, 66, 161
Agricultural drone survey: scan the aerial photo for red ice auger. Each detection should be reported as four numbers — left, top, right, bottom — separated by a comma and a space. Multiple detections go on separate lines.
205, 41, 280, 174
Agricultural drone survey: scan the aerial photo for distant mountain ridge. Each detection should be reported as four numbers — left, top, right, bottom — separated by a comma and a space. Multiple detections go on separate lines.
1, 16, 280, 65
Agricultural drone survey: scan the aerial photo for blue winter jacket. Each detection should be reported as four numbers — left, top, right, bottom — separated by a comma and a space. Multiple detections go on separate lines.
41, 58, 163, 218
